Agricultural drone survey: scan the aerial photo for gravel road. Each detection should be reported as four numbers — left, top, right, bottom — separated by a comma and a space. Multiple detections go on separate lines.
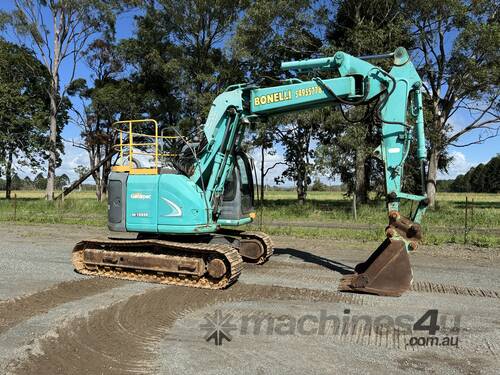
0, 223, 499, 374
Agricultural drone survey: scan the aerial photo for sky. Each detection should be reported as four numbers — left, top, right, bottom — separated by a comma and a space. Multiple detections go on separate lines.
1, 2, 498, 185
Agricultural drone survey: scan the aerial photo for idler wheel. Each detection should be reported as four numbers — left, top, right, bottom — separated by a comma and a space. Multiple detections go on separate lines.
207, 258, 227, 279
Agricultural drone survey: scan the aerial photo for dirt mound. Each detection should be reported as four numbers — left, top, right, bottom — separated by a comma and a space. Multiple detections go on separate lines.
0, 278, 124, 335
9, 283, 364, 374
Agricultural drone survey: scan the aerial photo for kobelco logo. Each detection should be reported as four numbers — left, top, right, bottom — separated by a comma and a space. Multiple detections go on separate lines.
130, 192, 152, 200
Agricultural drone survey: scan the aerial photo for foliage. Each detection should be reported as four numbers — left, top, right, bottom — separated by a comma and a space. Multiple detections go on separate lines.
310, 178, 329, 191
0, 173, 69, 190
0, 39, 52, 198
315, 0, 414, 203
233, 0, 321, 80
233, 0, 322, 202
69, 37, 143, 201
74, 165, 90, 179
1, 0, 130, 199
401, 0, 500, 205
121, 0, 247, 126
274, 114, 320, 203
450, 155, 500, 193
0, 0, 497, 209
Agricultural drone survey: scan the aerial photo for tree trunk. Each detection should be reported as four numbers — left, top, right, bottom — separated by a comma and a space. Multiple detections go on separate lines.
5, 149, 13, 199
95, 181, 102, 201
91, 151, 103, 202
45, 87, 58, 201
355, 148, 368, 204
99, 181, 105, 202
426, 147, 439, 207
297, 181, 306, 204
364, 157, 371, 199
100, 154, 112, 201
45, 21, 61, 201
296, 167, 307, 204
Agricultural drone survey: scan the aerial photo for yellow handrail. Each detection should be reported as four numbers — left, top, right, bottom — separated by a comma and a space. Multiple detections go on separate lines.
111, 119, 180, 175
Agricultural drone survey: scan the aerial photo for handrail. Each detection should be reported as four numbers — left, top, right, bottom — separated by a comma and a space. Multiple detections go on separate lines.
111, 119, 180, 174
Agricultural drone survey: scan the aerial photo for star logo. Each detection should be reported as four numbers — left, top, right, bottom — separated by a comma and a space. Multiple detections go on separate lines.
199, 310, 238, 346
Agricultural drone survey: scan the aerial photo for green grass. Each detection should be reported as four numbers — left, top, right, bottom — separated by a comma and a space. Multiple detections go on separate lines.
1, 190, 499, 247
254, 191, 500, 247
0, 191, 107, 226
260, 191, 499, 228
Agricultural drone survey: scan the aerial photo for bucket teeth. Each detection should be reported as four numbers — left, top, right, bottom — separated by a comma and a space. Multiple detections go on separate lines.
338, 239, 413, 297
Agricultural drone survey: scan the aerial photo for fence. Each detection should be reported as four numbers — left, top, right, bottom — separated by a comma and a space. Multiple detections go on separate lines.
1, 194, 497, 246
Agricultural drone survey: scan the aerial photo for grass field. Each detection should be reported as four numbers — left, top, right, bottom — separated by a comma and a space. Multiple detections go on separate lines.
0, 190, 499, 247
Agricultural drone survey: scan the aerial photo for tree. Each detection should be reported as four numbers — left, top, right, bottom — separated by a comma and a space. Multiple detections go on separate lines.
0, 39, 51, 199
402, 0, 499, 206
315, 109, 370, 198
33, 172, 46, 190
23, 176, 34, 190
3, 0, 129, 200
250, 122, 285, 202
233, 0, 322, 202
274, 115, 319, 204
122, 0, 247, 127
55, 173, 70, 189
74, 165, 90, 191
69, 38, 142, 201
159, 0, 247, 117
449, 155, 500, 193
11, 173, 23, 190
311, 177, 328, 191
317, 0, 413, 203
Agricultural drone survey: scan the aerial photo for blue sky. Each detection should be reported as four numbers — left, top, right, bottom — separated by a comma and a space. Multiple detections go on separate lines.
1, 2, 498, 183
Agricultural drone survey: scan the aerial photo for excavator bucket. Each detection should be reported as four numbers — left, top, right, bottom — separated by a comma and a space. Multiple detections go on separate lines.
338, 212, 421, 297
338, 239, 412, 297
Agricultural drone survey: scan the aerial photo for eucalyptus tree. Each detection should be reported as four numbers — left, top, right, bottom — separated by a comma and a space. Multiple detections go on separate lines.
3, 0, 131, 199
0, 39, 52, 199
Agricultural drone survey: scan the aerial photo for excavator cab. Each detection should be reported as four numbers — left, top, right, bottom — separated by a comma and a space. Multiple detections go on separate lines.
220, 151, 255, 222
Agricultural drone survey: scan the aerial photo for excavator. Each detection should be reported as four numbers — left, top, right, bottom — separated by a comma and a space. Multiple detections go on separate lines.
73, 47, 429, 297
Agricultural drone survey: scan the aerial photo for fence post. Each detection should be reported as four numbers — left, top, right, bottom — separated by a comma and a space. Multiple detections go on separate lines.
352, 194, 357, 221
13, 193, 17, 221
464, 196, 468, 244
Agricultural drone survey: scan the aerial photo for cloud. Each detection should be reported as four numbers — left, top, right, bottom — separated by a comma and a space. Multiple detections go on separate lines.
13, 141, 89, 182
250, 147, 288, 185
249, 146, 338, 186
438, 151, 475, 180
251, 148, 477, 184
57, 142, 90, 181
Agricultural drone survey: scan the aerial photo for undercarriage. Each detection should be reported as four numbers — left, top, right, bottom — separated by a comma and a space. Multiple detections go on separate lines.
72, 231, 273, 289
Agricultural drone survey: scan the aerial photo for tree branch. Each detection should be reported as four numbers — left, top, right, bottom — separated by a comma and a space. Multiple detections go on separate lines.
448, 95, 500, 143
263, 161, 287, 177
450, 127, 499, 147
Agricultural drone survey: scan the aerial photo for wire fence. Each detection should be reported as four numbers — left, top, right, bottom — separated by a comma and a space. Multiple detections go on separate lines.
1, 193, 498, 245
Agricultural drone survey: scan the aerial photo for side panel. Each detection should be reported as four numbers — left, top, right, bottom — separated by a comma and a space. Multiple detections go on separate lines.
107, 172, 128, 232
126, 175, 159, 232
157, 174, 214, 233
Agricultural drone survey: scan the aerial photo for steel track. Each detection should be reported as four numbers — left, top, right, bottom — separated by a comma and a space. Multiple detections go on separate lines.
72, 238, 243, 290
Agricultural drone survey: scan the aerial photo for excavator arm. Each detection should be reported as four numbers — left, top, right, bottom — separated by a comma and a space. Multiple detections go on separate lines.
190, 47, 428, 295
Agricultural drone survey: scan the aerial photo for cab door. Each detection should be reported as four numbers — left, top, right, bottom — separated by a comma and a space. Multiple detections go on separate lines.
219, 151, 255, 221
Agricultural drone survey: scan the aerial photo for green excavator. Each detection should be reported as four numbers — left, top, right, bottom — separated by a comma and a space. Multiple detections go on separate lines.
73, 47, 429, 297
